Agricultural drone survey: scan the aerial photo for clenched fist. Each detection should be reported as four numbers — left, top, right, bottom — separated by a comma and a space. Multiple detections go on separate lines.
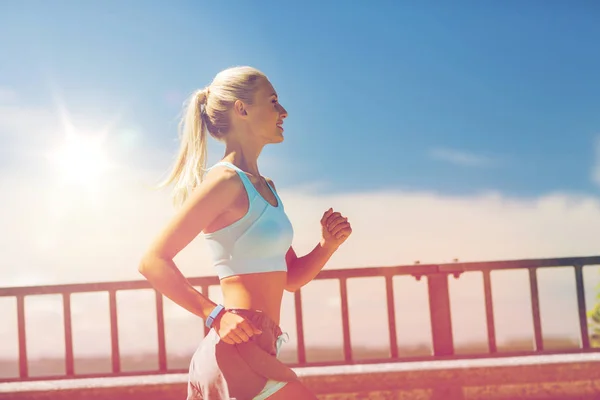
320, 208, 352, 250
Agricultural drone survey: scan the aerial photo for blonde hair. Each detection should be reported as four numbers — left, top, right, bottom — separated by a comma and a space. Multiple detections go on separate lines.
157, 66, 268, 207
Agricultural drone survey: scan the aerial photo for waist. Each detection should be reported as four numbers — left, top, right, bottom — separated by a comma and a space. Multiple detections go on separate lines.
220, 271, 286, 325
220, 272, 287, 323
227, 308, 283, 337
214, 256, 287, 279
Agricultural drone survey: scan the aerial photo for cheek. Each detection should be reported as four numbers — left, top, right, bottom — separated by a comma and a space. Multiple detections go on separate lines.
252, 108, 277, 127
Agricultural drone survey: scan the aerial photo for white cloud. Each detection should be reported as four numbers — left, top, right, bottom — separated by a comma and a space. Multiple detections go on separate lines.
1, 162, 600, 358
429, 147, 498, 167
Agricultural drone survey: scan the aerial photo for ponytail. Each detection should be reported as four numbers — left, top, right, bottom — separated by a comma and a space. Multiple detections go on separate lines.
155, 66, 268, 207
157, 88, 209, 207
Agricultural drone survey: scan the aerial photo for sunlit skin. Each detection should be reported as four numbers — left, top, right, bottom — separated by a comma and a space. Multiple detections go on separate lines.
203, 80, 353, 332
202, 81, 292, 326
140, 76, 353, 399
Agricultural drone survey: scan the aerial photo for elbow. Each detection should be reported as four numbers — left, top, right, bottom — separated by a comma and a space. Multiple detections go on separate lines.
284, 278, 300, 293
138, 257, 151, 277
284, 285, 298, 293
138, 253, 162, 278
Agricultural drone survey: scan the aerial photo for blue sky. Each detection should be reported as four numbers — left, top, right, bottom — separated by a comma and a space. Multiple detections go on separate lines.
2, 1, 600, 356
2, 1, 599, 197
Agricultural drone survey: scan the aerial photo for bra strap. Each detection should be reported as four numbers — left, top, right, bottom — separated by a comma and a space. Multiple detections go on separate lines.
208, 161, 257, 200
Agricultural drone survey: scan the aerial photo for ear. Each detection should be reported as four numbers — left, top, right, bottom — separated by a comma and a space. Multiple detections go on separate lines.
233, 99, 248, 117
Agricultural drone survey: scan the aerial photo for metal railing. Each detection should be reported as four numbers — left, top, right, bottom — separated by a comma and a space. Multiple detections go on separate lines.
1, 255, 599, 383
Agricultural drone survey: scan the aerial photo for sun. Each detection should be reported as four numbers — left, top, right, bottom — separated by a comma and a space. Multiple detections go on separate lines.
46, 132, 113, 187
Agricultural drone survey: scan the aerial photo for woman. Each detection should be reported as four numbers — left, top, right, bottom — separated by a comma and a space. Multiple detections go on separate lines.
139, 66, 352, 399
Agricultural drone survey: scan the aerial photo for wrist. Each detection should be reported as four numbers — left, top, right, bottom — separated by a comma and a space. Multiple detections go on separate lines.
204, 303, 226, 328
320, 239, 339, 252
202, 302, 218, 320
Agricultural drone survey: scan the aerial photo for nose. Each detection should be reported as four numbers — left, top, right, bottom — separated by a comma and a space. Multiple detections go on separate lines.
278, 103, 288, 120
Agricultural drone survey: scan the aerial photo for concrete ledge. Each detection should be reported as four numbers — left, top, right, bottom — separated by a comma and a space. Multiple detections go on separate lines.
1, 354, 599, 399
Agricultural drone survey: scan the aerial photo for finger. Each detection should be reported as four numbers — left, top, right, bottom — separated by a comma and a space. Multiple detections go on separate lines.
320, 208, 333, 225
328, 216, 347, 231
325, 212, 342, 227
252, 323, 263, 335
336, 227, 352, 239
331, 222, 351, 236
220, 336, 235, 345
234, 328, 250, 342
329, 221, 346, 235
227, 332, 244, 344
238, 320, 261, 338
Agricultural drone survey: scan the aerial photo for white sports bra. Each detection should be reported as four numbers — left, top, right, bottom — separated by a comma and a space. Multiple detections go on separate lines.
202, 162, 294, 279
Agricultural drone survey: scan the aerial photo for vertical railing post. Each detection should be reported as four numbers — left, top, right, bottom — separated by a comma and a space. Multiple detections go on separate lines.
339, 278, 352, 362
109, 290, 121, 373
482, 270, 497, 353
385, 275, 399, 358
529, 268, 544, 351
63, 293, 75, 376
155, 290, 167, 372
427, 271, 454, 356
16, 295, 28, 378
294, 289, 306, 364
574, 264, 590, 349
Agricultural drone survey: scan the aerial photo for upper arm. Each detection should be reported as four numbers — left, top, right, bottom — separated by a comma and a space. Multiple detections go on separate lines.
143, 168, 240, 261
265, 177, 298, 265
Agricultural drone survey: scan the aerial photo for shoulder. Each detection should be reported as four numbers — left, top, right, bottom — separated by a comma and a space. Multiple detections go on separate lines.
185, 165, 243, 205
141, 166, 242, 261
205, 164, 240, 183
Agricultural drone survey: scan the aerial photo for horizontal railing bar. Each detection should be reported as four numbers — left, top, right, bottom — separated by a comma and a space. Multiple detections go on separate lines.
0, 277, 220, 297
285, 346, 600, 367
437, 256, 600, 273
3, 256, 599, 297
2, 346, 600, 384
0, 368, 190, 383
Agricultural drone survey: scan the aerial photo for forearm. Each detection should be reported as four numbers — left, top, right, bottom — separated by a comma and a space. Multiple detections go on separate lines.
286, 240, 338, 292
138, 256, 216, 320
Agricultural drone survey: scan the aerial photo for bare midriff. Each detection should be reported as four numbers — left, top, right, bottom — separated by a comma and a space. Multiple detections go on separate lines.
219, 272, 287, 326
203, 171, 289, 326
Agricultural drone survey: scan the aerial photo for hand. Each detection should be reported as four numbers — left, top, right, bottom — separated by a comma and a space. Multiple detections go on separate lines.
213, 311, 262, 345
320, 208, 352, 250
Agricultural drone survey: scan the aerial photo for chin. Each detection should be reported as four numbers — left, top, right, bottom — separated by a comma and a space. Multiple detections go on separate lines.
271, 131, 285, 143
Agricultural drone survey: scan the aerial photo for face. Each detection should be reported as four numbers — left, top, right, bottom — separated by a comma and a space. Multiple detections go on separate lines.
243, 79, 288, 143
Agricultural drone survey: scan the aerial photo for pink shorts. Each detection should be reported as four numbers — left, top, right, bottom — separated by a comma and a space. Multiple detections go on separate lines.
186, 309, 298, 400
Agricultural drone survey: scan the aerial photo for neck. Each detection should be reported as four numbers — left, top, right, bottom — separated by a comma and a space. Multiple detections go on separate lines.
222, 137, 265, 177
